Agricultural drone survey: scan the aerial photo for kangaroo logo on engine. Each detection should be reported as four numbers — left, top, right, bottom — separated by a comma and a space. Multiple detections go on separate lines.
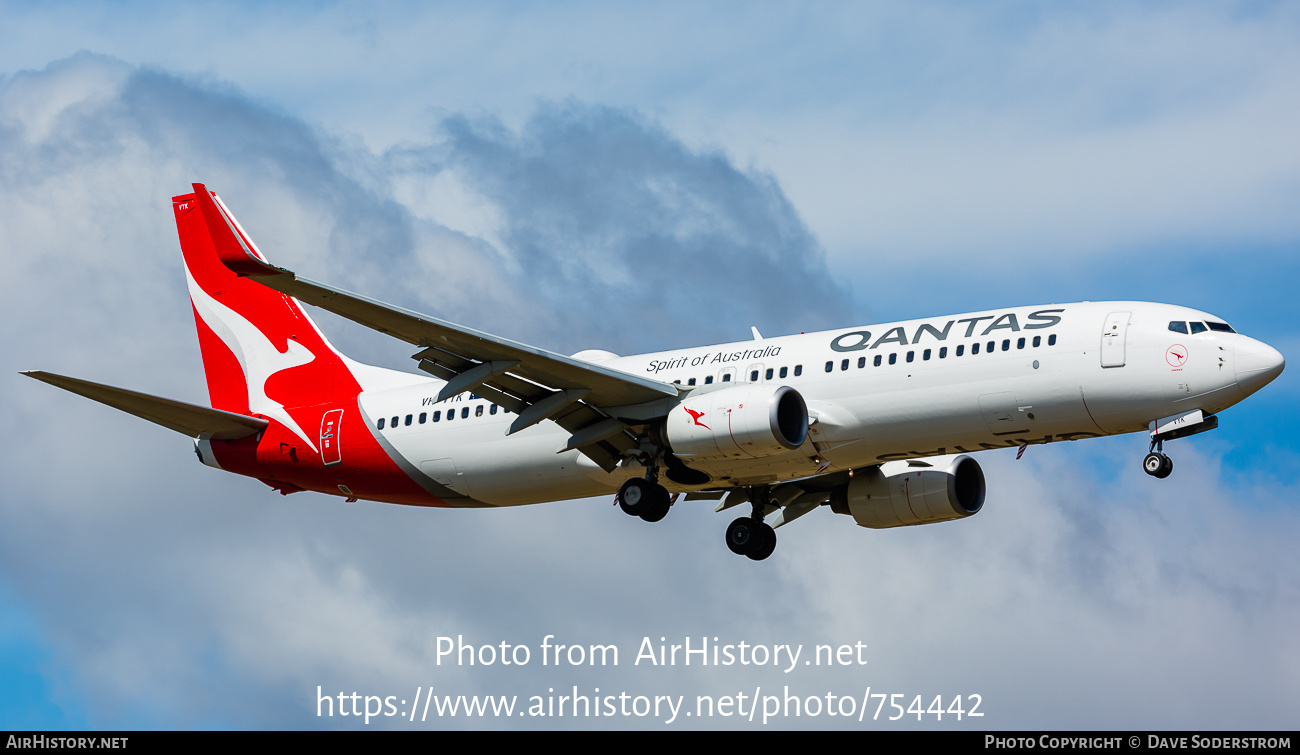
685, 407, 710, 429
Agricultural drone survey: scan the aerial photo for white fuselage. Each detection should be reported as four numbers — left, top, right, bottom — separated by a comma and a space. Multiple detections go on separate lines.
355, 301, 1278, 506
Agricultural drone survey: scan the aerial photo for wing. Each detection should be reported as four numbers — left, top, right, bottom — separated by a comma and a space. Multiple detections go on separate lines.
191, 183, 680, 471
22, 371, 268, 440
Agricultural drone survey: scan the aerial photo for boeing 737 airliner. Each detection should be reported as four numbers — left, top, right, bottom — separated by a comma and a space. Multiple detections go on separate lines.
24, 184, 1286, 560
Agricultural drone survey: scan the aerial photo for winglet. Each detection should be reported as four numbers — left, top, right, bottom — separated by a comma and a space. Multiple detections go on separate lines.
190, 182, 285, 277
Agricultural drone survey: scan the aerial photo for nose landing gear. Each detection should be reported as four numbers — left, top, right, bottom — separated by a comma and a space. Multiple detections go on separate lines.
1143, 437, 1174, 479
1142, 410, 1219, 479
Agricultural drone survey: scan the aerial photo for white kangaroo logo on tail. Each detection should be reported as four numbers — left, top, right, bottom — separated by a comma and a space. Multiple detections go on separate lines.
185, 266, 320, 453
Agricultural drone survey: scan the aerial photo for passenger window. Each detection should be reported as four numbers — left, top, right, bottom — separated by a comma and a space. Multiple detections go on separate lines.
446, 410, 454, 421
1169, 321, 1188, 334
1002, 339, 1010, 351
751, 370, 760, 382
722, 374, 732, 382
705, 375, 714, 384
1190, 322, 1207, 334
765, 368, 774, 380
972, 343, 980, 355
939, 347, 947, 358
673, 379, 681, 385
1048, 334, 1057, 346
1017, 337, 1025, 349
906, 351, 914, 363
419, 412, 427, 424
461, 407, 469, 419
405, 414, 413, 426
490, 405, 498, 415
391, 416, 399, 428
857, 357, 865, 369
433, 411, 441, 422
889, 353, 897, 365
688, 377, 696, 386
825, 361, 833, 373
377, 418, 385, 430
923, 349, 931, 360
987, 341, 995, 353
1033, 336, 1041, 347
794, 365, 802, 377
840, 359, 849, 371
475, 405, 483, 417
873, 354, 882, 367
779, 367, 788, 378
957, 345, 965, 356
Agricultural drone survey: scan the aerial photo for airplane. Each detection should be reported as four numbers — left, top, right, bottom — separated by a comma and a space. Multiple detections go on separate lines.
23, 183, 1286, 560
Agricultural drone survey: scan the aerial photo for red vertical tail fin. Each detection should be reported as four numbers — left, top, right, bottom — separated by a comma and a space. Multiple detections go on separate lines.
173, 184, 363, 450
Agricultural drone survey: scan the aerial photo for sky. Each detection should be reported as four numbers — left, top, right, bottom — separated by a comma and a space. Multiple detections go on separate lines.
1, 0, 1297, 730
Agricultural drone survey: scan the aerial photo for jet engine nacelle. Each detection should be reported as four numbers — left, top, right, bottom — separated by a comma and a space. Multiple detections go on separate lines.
830, 454, 985, 528
663, 384, 809, 460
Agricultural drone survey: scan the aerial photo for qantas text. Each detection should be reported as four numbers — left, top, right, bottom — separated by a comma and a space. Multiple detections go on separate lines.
828, 309, 1064, 353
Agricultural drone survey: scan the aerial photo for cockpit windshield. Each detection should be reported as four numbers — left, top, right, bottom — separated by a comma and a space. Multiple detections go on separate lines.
1169, 320, 1236, 335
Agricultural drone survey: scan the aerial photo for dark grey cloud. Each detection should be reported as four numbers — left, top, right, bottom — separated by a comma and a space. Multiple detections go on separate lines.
421, 102, 855, 352
1, 53, 1296, 729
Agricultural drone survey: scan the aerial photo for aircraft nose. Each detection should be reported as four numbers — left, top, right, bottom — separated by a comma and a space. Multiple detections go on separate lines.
1235, 337, 1285, 397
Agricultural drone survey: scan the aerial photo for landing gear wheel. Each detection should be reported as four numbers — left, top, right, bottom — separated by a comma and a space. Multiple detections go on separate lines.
639, 486, 672, 522
725, 517, 777, 560
726, 517, 755, 555
746, 522, 777, 561
1143, 452, 1174, 479
1156, 454, 1173, 479
618, 478, 651, 516
619, 478, 671, 521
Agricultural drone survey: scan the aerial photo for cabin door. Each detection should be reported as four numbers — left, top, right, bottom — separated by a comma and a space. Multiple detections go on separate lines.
320, 408, 344, 467
1101, 311, 1131, 368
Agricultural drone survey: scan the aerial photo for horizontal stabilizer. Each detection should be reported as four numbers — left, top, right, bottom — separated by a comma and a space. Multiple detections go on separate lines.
21, 371, 268, 440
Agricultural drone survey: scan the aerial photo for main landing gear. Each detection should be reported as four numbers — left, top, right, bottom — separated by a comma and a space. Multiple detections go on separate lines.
1143, 438, 1174, 479
615, 460, 778, 562
726, 487, 777, 562
618, 473, 672, 523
